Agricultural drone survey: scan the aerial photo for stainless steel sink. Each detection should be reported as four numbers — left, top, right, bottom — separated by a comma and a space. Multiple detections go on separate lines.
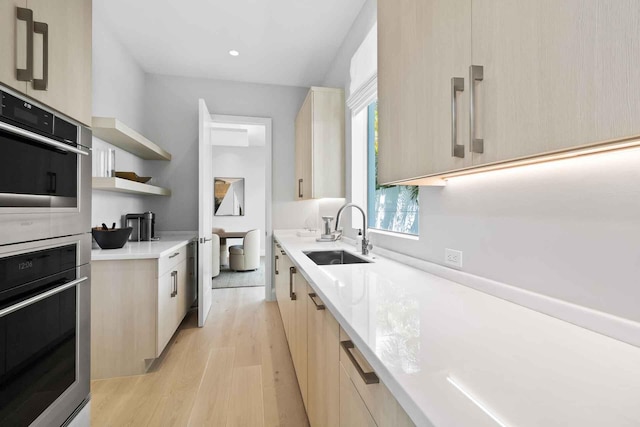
304, 250, 372, 265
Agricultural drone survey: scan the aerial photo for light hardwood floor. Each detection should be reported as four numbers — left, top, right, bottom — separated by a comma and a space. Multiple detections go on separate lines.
91, 287, 309, 427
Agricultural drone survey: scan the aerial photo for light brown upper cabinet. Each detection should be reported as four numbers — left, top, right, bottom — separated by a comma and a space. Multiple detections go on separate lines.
295, 87, 345, 199
0, 1, 29, 94
0, 0, 92, 126
378, 0, 640, 185
378, 0, 472, 185
471, 0, 640, 166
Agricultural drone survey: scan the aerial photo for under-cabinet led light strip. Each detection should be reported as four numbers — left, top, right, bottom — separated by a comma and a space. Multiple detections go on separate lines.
443, 138, 640, 181
394, 136, 640, 186
447, 376, 509, 427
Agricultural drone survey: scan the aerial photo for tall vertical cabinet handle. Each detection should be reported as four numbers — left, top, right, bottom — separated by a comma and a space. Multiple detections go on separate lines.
175, 271, 178, 296
298, 179, 303, 198
171, 271, 178, 297
289, 266, 297, 300
275, 255, 279, 275
469, 65, 484, 153
32, 22, 48, 90
16, 7, 34, 82
451, 77, 465, 158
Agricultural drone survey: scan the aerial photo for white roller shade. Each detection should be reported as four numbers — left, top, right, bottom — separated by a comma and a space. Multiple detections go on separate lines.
347, 23, 377, 113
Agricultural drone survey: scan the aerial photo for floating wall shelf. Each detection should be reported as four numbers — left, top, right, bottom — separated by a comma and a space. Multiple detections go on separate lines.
92, 117, 172, 160
92, 177, 171, 196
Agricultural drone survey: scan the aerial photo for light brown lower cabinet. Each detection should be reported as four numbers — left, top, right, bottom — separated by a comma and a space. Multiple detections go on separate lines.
272, 243, 414, 426
157, 257, 189, 355
339, 328, 415, 427
307, 285, 340, 427
291, 266, 308, 408
340, 362, 377, 427
91, 243, 194, 379
274, 244, 293, 343
274, 245, 307, 407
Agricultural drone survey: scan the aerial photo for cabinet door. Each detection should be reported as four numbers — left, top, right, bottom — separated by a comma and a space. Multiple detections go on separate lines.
274, 249, 286, 308
274, 247, 288, 316
276, 252, 294, 343
295, 93, 313, 200
471, 0, 640, 166
26, 0, 91, 125
157, 270, 177, 356
175, 259, 189, 325
311, 89, 345, 198
307, 287, 340, 427
339, 363, 376, 427
0, 1, 28, 94
378, 0, 472, 185
339, 328, 415, 427
291, 269, 308, 408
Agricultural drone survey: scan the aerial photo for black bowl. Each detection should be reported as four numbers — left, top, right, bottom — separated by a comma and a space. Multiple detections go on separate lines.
92, 227, 133, 249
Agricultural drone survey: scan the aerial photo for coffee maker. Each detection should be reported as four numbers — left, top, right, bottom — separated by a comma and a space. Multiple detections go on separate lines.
124, 212, 157, 241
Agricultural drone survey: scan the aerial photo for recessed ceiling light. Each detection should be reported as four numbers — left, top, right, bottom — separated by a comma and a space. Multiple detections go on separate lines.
229, 50, 239, 57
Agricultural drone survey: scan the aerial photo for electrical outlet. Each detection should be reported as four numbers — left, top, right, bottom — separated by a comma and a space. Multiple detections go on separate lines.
445, 248, 463, 268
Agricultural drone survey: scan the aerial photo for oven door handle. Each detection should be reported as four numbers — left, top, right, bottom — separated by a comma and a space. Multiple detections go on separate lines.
0, 276, 88, 318
0, 121, 90, 156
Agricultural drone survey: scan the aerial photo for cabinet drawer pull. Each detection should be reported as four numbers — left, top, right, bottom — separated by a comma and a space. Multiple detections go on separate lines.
469, 65, 484, 154
341, 340, 379, 385
308, 293, 325, 310
275, 255, 279, 275
32, 21, 48, 90
16, 7, 34, 82
169, 252, 180, 259
451, 77, 465, 158
298, 178, 303, 198
289, 266, 297, 300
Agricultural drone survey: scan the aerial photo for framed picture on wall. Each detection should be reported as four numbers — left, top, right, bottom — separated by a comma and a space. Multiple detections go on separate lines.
214, 177, 245, 216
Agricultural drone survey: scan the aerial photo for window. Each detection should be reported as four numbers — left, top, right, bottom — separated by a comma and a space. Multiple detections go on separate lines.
347, 23, 418, 236
366, 101, 419, 235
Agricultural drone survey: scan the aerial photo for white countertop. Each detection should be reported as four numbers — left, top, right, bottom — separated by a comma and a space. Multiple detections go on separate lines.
91, 232, 196, 261
274, 230, 640, 427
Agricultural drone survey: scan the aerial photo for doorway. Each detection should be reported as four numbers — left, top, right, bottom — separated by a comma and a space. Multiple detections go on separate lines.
209, 115, 273, 300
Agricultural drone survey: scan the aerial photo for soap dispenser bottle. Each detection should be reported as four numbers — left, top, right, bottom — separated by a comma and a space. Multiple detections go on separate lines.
355, 229, 363, 251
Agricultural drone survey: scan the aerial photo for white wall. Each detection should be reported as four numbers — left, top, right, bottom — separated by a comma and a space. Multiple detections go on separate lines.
142, 73, 309, 232
323, 0, 640, 325
212, 146, 266, 254
91, 14, 149, 228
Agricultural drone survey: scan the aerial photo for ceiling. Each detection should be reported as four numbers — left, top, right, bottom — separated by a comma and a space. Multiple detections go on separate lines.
94, 0, 367, 87
211, 123, 266, 147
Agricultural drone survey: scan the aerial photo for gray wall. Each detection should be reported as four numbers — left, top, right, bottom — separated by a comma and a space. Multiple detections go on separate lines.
323, 0, 640, 324
142, 74, 309, 232
91, 14, 149, 228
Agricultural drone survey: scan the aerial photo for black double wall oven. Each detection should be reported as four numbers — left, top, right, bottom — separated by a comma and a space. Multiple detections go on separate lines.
0, 85, 91, 426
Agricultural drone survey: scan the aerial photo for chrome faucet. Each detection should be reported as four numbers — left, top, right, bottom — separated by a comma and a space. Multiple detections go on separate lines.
334, 203, 373, 255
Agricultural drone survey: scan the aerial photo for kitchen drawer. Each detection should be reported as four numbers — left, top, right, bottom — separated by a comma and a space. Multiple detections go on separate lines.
158, 244, 187, 276
340, 362, 376, 427
339, 327, 414, 427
